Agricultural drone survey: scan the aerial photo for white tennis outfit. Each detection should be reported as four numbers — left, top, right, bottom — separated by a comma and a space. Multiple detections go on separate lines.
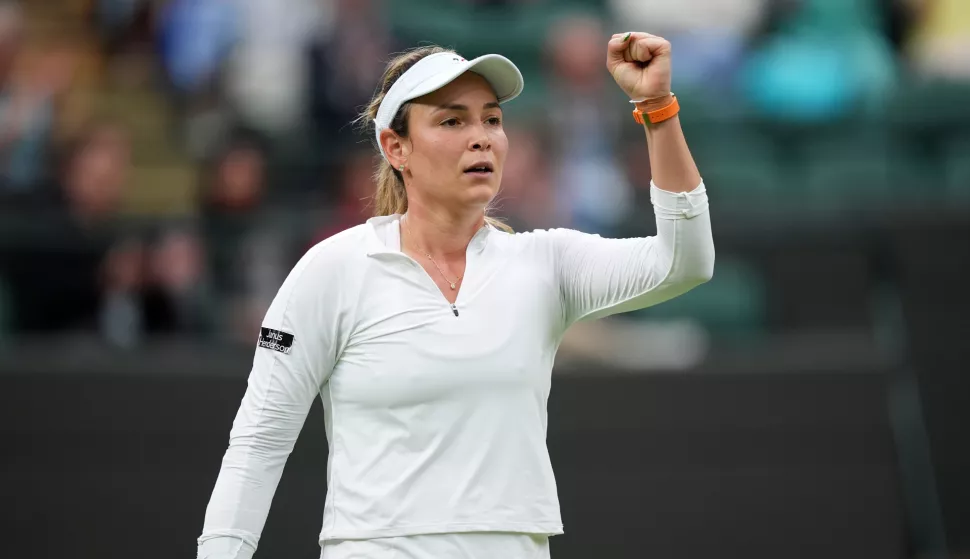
197, 182, 714, 559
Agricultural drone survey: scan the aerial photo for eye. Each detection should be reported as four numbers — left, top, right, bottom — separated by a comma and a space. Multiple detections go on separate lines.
441, 118, 460, 127
486, 116, 502, 126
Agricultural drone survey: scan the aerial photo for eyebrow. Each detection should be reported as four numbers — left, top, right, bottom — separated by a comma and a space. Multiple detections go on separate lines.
435, 101, 502, 112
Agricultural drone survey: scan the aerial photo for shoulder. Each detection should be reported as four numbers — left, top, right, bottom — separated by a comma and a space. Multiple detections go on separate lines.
491, 227, 600, 252
487, 228, 601, 277
274, 223, 373, 306
300, 223, 373, 270
260, 223, 373, 328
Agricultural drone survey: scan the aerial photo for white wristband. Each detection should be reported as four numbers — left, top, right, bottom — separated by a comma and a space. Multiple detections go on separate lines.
629, 92, 674, 104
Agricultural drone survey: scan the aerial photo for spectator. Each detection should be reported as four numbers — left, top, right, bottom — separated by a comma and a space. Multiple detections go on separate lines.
1, 118, 209, 342
0, 2, 55, 193
156, 0, 239, 158
1, 121, 134, 336
308, 0, 396, 157
739, 0, 898, 120
224, 0, 332, 138
141, 225, 211, 336
156, 0, 237, 95
542, 13, 633, 236
200, 135, 288, 342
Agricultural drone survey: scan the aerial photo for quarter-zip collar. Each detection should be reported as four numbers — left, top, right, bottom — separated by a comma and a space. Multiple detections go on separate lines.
364, 214, 491, 258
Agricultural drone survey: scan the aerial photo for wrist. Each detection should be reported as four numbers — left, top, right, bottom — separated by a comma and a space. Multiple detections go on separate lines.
634, 93, 675, 114
631, 93, 679, 127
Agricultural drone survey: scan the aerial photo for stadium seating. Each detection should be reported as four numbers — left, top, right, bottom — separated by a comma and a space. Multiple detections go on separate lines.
681, 120, 784, 209
798, 124, 897, 209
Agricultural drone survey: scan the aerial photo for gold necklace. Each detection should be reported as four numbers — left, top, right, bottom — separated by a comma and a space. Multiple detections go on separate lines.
403, 215, 463, 290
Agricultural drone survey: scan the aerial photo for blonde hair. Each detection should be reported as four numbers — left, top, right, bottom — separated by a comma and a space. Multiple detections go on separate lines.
357, 45, 512, 233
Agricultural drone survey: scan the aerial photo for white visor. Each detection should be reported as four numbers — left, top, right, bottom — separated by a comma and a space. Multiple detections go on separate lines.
374, 52, 525, 161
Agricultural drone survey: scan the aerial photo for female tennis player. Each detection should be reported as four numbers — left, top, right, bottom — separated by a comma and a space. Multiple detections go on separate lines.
198, 31, 714, 559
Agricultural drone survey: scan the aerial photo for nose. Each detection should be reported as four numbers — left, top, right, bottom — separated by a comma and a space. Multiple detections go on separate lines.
470, 127, 491, 152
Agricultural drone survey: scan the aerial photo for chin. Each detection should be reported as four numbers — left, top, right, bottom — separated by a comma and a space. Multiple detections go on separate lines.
459, 175, 500, 201
460, 185, 499, 208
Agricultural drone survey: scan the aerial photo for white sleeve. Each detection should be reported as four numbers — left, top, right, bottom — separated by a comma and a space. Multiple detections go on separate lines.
555, 181, 715, 327
197, 248, 347, 559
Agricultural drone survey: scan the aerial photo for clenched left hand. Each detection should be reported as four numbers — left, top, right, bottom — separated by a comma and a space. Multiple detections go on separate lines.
606, 32, 672, 102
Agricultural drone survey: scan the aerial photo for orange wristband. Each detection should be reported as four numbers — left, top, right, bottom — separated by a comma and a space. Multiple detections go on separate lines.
632, 94, 679, 126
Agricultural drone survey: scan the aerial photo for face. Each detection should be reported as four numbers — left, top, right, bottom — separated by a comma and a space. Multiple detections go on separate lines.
548, 16, 603, 88
215, 147, 265, 208
65, 126, 130, 217
382, 71, 509, 213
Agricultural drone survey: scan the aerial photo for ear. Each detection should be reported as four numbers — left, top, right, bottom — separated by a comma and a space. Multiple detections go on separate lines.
379, 129, 411, 169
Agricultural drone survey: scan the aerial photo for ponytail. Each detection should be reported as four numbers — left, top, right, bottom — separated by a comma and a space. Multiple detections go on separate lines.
374, 158, 408, 216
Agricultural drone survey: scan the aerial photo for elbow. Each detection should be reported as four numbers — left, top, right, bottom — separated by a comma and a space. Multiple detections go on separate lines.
695, 253, 716, 285
662, 217, 715, 287
698, 234, 716, 282
681, 268, 713, 291
227, 424, 296, 464
661, 265, 712, 296
670, 244, 715, 289
680, 239, 716, 286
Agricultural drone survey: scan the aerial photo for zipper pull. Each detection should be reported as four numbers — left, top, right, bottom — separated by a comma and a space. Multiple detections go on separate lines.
451, 304, 459, 317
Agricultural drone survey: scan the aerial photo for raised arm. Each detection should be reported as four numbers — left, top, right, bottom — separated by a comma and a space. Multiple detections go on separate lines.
197, 246, 347, 559
554, 183, 712, 326
553, 31, 715, 327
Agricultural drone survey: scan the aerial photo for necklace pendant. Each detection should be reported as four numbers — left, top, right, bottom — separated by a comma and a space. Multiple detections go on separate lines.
450, 283, 456, 290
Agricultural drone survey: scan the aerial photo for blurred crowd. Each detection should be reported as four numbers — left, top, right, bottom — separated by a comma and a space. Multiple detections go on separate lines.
0, 0, 967, 346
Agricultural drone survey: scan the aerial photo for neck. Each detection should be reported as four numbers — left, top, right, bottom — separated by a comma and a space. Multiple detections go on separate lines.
402, 200, 485, 260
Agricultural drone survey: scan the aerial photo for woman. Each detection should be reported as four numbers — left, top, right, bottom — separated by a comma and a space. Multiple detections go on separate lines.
198, 32, 714, 559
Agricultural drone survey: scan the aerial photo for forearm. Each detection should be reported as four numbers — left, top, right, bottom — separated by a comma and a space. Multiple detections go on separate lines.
198, 419, 295, 559
638, 97, 701, 193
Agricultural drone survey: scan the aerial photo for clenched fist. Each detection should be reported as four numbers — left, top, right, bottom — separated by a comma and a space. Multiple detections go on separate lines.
606, 32, 672, 102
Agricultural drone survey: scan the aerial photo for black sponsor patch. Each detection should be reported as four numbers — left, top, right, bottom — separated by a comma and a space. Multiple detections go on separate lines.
258, 327, 294, 354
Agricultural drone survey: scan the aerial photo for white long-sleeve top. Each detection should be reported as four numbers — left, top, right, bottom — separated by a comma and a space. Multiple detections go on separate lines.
198, 182, 714, 559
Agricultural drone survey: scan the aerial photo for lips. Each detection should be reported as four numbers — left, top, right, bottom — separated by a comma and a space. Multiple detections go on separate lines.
463, 161, 494, 174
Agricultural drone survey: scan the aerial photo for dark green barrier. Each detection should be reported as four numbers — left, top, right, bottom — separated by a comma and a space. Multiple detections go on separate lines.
1, 361, 903, 559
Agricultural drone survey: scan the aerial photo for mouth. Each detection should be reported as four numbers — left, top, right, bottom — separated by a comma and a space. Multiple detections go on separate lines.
463, 161, 494, 177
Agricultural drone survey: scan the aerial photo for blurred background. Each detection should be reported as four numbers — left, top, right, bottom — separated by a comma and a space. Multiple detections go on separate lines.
0, 0, 968, 557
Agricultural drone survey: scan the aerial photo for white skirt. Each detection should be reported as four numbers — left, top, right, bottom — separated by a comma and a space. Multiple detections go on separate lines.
320, 532, 551, 559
